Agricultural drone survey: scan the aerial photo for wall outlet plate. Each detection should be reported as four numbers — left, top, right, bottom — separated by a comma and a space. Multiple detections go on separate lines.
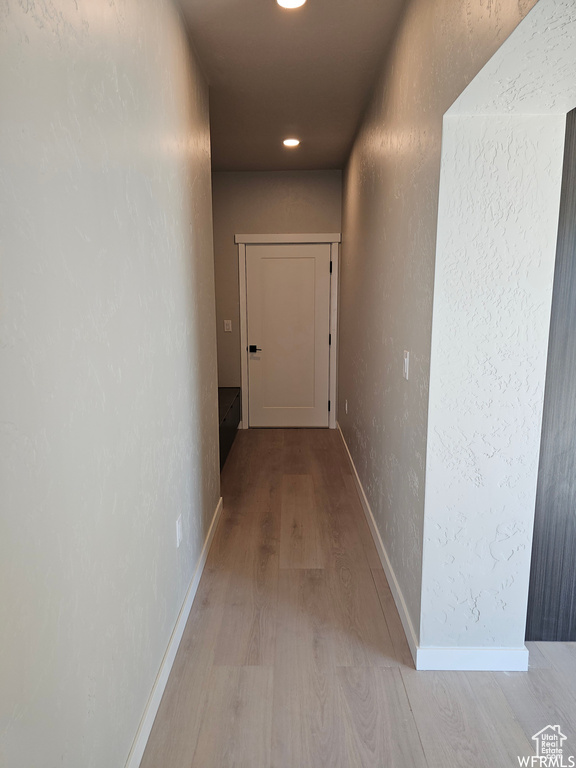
224, 320, 232, 332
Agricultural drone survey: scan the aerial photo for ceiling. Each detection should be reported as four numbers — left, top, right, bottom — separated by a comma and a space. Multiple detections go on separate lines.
176, 0, 407, 171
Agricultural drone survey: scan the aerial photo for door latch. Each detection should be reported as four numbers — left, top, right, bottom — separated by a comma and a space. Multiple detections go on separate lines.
248, 344, 262, 353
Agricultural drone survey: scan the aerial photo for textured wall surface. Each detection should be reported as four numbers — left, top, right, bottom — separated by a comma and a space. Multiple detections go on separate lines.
0, 1, 219, 766
422, 0, 576, 651
339, 0, 541, 642
212, 171, 342, 386
423, 114, 565, 648
451, 0, 576, 116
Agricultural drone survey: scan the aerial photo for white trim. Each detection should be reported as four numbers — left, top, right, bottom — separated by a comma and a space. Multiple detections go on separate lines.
235, 233, 341, 244
238, 235, 341, 429
338, 424, 531, 672
415, 646, 529, 671
238, 243, 249, 429
125, 496, 224, 768
337, 425, 419, 662
328, 243, 339, 429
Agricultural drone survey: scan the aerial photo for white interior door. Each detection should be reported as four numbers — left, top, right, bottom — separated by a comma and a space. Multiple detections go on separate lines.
246, 243, 331, 427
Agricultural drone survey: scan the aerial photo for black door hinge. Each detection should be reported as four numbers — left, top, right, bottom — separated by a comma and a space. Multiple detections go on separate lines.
328, 400, 331, 412
330, 261, 333, 274
329, 333, 332, 346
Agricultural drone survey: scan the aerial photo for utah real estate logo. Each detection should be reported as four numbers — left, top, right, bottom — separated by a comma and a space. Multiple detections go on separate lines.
518, 725, 575, 767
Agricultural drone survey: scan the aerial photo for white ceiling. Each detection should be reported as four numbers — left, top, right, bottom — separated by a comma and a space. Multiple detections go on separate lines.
177, 0, 407, 171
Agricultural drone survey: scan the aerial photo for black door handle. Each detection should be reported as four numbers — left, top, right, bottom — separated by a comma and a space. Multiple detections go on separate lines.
249, 344, 262, 353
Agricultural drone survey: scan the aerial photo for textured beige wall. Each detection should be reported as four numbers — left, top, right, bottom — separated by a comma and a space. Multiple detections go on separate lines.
212, 171, 342, 386
338, 0, 538, 641
0, 2, 219, 766
422, 0, 576, 657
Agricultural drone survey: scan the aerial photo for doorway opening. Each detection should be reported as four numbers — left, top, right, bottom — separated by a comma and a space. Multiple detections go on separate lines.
236, 233, 340, 429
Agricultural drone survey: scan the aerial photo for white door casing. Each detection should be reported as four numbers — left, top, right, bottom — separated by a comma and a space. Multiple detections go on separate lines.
236, 234, 340, 429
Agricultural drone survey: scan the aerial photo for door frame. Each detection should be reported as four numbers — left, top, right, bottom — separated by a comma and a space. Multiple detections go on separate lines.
235, 233, 341, 429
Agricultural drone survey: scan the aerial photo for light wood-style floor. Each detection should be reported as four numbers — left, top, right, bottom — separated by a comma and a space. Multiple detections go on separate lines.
141, 428, 576, 768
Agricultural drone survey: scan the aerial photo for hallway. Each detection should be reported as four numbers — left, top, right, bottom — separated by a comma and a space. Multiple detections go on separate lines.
3, 2, 576, 764
141, 430, 576, 768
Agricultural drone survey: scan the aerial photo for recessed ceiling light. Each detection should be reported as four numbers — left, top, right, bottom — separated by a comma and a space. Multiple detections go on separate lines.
277, 0, 306, 8
283, 138, 300, 147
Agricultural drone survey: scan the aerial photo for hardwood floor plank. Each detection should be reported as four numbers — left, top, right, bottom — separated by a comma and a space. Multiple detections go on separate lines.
537, 641, 576, 681
271, 568, 408, 767
221, 428, 284, 498
402, 669, 534, 767
272, 660, 348, 768
495, 642, 576, 740
272, 666, 430, 768
140, 566, 229, 768
213, 490, 279, 666
274, 564, 400, 668
275, 568, 338, 667
211, 471, 280, 571
294, 431, 379, 572
371, 567, 414, 668
272, 572, 424, 767
525, 640, 552, 670
191, 666, 273, 768
279, 474, 324, 569
326, 565, 400, 667
304, 428, 353, 484
336, 667, 428, 768
139, 649, 212, 768
272, 569, 345, 767
142, 429, 576, 768
313, 477, 372, 571
282, 428, 310, 474
495, 666, 576, 745
344, 474, 385, 569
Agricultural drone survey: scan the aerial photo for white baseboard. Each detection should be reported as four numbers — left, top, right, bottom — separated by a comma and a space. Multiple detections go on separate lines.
337, 425, 419, 665
125, 496, 224, 768
337, 424, 530, 672
415, 646, 529, 671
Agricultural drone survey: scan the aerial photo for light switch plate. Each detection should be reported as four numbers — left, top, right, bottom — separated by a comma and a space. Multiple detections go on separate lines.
403, 351, 410, 380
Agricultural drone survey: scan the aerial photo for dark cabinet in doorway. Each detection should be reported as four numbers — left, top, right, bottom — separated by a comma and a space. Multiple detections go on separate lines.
526, 109, 576, 641
218, 387, 241, 470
